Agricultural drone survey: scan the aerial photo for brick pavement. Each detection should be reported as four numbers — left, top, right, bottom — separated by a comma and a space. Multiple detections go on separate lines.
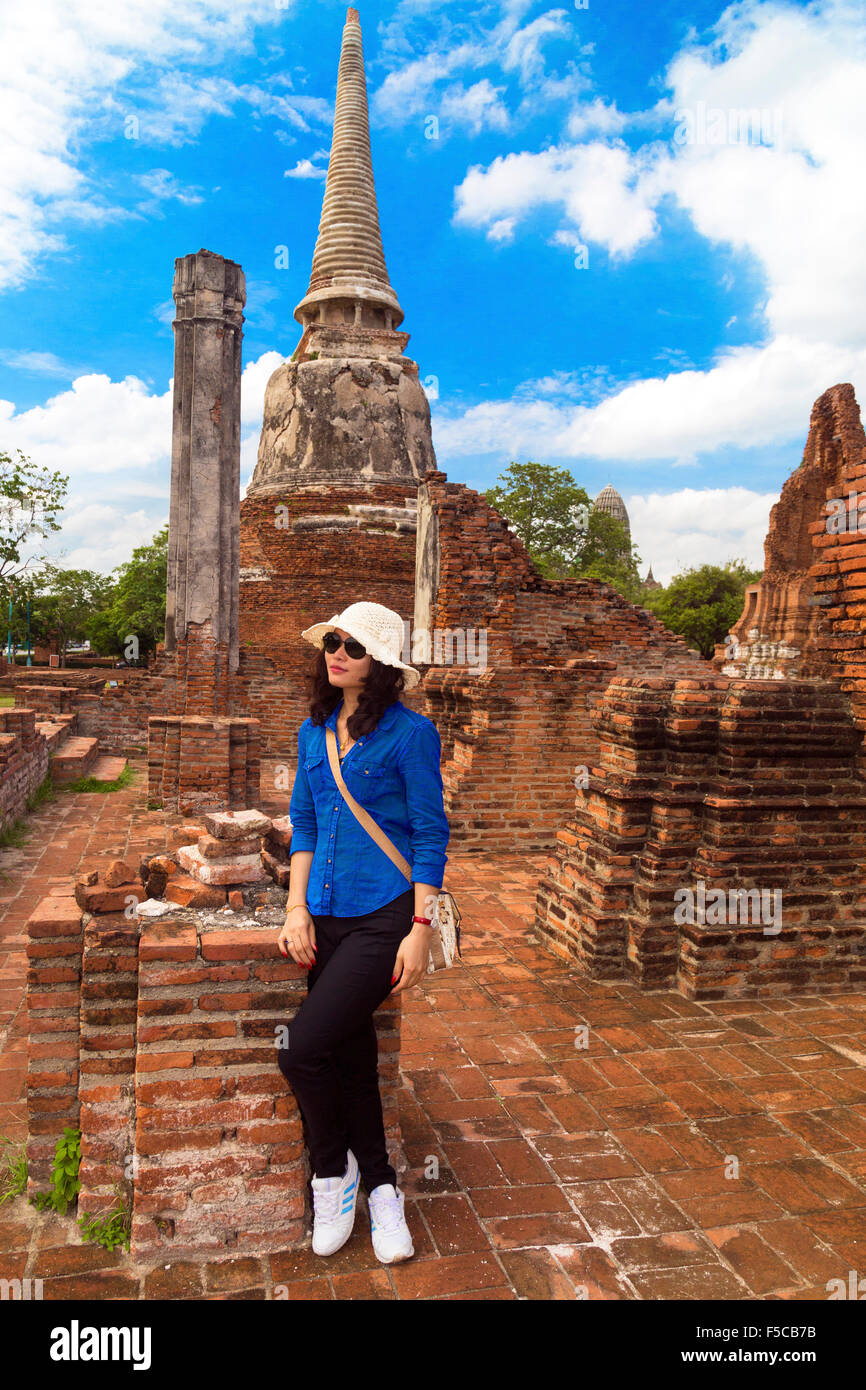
1, 759, 866, 1298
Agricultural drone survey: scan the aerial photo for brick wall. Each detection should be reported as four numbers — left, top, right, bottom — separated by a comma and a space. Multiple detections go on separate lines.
27, 896, 404, 1259
810, 427, 866, 760
420, 470, 709, 676
147, 716, 261, 815
0, 708, 49, 831
409, 470, 710, 848
536, 676, 866, 999
77, 919, 139, 1219
25, 893, 84, 1191
239, 485, 418, 684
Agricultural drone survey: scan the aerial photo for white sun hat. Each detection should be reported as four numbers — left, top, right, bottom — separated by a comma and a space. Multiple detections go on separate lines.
301, 600, 421, 690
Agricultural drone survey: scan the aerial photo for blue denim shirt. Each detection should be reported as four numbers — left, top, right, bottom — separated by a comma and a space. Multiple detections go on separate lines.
288, 698, 450, 917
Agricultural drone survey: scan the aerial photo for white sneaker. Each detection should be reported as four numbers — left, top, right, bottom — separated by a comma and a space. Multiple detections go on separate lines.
311, 1148, 359, 1256
368, 1183, 414, 1264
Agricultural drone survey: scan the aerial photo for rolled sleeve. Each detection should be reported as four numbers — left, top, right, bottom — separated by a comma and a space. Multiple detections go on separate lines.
398, 720, 449, 891
288, 724, 318, 854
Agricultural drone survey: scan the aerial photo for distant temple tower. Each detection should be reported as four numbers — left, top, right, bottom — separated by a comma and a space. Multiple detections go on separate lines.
594, 483, 631, 538
643, 565, 661, 591
239, 8, 434, 720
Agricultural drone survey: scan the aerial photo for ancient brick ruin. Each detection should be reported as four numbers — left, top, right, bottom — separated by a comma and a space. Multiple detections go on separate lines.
25, 830, 401, 1247
534, 384, 866, 998
16, 6, 866, 1265
536, 676, 866, 998
718, 382, 866, 697
414, 470, 709, 849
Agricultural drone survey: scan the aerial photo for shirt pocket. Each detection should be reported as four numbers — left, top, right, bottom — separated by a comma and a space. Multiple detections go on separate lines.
303, 748, 330, 800
343, 758, 401, 806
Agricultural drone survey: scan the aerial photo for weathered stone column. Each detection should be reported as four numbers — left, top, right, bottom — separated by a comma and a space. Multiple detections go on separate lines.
151, 249, 259, 813
165, 248, 245, 709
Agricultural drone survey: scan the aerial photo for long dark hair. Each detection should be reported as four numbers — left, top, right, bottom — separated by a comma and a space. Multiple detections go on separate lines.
308, 648, 405, 738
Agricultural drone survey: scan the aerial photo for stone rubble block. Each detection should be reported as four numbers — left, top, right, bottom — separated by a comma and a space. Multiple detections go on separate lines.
143, 854, 180, 878
264, 816, 293, 851
261, 847, 291, 889
179, 822, 207, 839
204, 809, 272, 840
103, 857, 140, 888
198, 831, 261, 860
162, 871, 227, 910
74, 879, 146, 914
177, 842, 269, 885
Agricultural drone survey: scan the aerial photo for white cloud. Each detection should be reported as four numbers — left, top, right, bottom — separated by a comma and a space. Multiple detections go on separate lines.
445, 0, 866, 471
373, 44, 482, 124
239, 351, 285, 428
372, 5, 583, 132
284, 158, 328, 180
502, 9, 570, 85
0, 349, 283, 574
136, 168, 204, 207
566, 97, 628, 139
628, 487, 776, 584
434, 336, 866, 463
440, 80, 510, 135
455, 142, 658, 256
0, 0, 286, 290
0, 350, 76, 378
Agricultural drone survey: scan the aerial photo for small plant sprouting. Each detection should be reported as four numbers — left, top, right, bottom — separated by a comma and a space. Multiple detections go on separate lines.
78, 1184, 131, 1253
0, 1134, 27, 1204
29, 1127, 81, 1216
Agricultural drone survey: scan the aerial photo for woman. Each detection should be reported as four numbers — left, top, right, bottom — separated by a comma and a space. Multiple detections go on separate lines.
276, 600, 449, 1265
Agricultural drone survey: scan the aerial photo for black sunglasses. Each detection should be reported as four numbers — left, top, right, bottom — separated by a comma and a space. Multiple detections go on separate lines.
323, 631, 368, 660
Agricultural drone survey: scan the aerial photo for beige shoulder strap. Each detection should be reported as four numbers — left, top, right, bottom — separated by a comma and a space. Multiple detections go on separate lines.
325, 726, 412, 882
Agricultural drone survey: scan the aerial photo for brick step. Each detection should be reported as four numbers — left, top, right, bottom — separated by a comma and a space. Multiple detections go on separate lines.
88, 754, 128, 782
50, 736, 101, 783
36, 712, 78, 750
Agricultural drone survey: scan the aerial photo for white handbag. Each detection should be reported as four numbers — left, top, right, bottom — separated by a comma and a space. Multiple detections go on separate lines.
325, 727, 462, 972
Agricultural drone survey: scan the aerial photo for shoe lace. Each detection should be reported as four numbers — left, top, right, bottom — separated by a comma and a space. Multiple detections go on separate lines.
369, 1187, 403, 1234
312, 1183, 342, 1222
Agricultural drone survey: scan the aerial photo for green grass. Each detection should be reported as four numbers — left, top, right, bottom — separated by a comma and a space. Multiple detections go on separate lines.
0, 1135, 27, 1204
0, 695, 14, 708
60, 763, 137, 794
0, 757, 135, 883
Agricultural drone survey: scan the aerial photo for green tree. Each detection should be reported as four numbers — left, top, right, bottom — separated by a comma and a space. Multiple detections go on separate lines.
643, 560, 762, 658
34, 565, 114, 666
0, 450, 67, 583
577, 508, 644, 603
87, 526, 168, 660
483, 460, 643, 599
483, 461, 591, 569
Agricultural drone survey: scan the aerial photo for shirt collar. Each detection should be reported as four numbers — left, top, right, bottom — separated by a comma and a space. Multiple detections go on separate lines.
325, 699, 402, 736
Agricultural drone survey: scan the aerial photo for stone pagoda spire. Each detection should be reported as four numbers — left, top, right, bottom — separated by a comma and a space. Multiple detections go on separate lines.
293, 7, 406, 361
247, 6, 435, 492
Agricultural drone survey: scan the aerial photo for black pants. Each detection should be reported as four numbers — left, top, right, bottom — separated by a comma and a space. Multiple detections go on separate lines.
277, 887, 415, 1194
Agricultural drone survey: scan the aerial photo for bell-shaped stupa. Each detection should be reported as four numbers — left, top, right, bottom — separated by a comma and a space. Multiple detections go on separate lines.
247, 7, 434, 492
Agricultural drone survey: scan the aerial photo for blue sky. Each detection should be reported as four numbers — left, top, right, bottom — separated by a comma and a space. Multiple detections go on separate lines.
1, 0, 865, 582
